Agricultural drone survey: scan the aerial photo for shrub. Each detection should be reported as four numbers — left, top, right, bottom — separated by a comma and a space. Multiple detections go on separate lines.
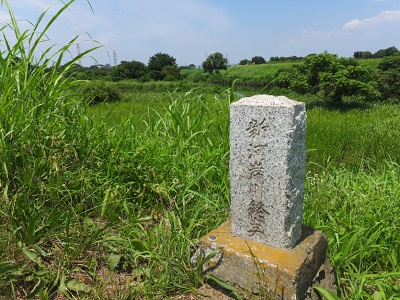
375, 53, 400, 100
77, 81, 120, 104
273, 53, 379, 103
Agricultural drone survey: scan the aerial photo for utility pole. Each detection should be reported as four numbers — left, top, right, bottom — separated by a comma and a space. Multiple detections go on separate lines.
77, 43, 82, 66
113, 50, 117, 66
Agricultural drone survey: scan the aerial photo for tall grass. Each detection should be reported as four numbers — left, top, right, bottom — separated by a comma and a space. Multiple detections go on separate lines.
0, 1, 104, 297
0, 0, 96, 198
304, 161, 400, 299
306, 103, 400, 172
0, 2, 231, 296
87, 87, 400, 298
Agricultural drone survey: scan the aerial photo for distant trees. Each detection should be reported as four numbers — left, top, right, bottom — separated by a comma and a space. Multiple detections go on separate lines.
108, 53, 181, 82
202, 52, 227, 74
238, 56, 267, 65
239, 59, 251, 65
64, 46, 400, 104
180, 64, 198, 70
269, 56, 303, 62
111, 60, 147, 81
354, 46, 399, 59
251, 56, 266, 64
148, 52, 181, 81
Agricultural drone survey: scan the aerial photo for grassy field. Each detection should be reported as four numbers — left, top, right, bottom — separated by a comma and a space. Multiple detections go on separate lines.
3, 82, 400, 298
182, 57, 383, 90
182, 61, 300, 88
223, 61, 300, 80
1, 2, 400, 299
87, 90, 400, 299
358, 58, 383, 69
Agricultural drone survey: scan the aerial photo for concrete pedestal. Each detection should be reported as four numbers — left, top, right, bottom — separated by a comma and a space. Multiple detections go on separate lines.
196, 221, 336, 300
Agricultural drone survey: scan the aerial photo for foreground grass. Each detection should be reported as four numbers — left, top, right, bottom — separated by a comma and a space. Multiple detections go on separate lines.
0, 88, 232, 298
2, 82, 400, 298
0, 1, 227, 298
304, 161, 400, 299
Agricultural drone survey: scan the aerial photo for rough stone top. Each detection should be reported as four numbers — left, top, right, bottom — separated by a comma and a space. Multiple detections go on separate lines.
232, 94, 304, 108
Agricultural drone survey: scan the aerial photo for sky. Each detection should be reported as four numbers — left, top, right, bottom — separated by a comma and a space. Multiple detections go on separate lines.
1, 0, 400, 67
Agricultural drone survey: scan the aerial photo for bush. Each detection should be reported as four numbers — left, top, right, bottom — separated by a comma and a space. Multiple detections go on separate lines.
273, 53, 379, 103
77, 81, 120, 104
375, 53, 400, 100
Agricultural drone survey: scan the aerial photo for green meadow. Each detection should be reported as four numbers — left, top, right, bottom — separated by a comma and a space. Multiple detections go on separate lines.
1, 1, 400, 299
181, 61, 301, 88
78, 89, 400, 299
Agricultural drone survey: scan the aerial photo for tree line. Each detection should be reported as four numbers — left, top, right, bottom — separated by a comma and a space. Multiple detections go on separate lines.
71, 51, 229, 81
354, 46, 398, 59
71, 46, 399, 82
69, 49, 400, 104
239, 56, 304, 65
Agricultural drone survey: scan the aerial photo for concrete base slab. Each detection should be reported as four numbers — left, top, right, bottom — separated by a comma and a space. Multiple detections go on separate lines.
196, 221, 336, 300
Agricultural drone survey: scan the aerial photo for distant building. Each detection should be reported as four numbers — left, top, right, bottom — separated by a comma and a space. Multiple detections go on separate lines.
353, 51, 372, 59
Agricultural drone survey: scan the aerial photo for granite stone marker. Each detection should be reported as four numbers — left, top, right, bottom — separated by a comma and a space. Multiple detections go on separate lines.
230, 95, 306, 249
195, 95, 336, 299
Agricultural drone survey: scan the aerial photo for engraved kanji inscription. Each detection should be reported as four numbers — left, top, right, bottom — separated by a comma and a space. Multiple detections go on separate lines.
247, 199, 270, 236
248, 161, 264, 179
246, 118, 268, 138
248, 143, 268, 159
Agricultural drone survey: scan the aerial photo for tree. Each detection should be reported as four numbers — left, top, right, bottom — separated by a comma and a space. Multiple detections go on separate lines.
251, 56, 266, 64
239, 59, 251, 65
374, 46, 399, 58
148, 52, 178, 80
111, 60, 147, 81
377, 52, 400, 100
162, 65, 182, 81
384, 46, 399, 56
202, 52, 227, 74
274, 53, 379, 103
378, 52, 400, 71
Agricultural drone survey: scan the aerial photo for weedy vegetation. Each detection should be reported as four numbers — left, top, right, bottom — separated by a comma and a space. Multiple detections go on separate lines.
0, 1, 399, 299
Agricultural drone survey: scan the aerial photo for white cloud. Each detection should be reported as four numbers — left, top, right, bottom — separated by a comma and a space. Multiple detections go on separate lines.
282, 9, 400, 58
343, 10, 400, 30
64, 4, 104, 32
0, 11, 10, 24
9, 0, 49, 11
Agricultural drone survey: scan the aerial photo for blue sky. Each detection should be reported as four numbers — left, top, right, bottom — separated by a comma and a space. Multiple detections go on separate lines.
1, 0, 400, 66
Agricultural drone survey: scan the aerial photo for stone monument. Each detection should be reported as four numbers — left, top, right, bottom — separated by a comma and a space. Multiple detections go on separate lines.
230, 95, 305, 249
196, 95, 336, 299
